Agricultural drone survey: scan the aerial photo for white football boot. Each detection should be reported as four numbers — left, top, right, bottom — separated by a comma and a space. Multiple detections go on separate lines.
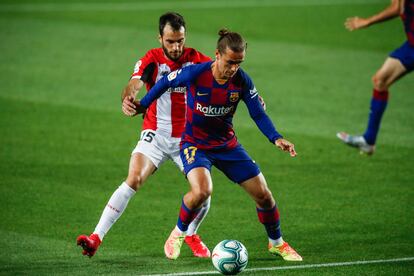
336, 132, 375, 155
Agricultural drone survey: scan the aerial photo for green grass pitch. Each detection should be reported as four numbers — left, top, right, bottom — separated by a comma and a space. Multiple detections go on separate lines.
0, 0, 413, 275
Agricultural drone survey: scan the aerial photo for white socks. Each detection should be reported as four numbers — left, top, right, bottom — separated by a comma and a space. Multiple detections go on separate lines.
92, 183, 211, 240
93, 182, 135, 240
186, 196, 211, 236
269, 237, 284, 247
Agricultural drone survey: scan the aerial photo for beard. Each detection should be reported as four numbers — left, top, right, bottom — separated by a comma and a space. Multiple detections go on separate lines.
162, 44, 182, 61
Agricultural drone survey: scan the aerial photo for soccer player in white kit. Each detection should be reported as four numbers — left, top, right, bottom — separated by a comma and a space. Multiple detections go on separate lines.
77, 12, 212, 258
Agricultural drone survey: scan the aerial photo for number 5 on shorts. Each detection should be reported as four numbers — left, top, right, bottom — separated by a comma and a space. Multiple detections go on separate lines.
141, 131, 155, 143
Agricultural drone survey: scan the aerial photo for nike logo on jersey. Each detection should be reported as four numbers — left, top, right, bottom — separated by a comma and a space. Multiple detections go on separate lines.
197, 92, 209, 96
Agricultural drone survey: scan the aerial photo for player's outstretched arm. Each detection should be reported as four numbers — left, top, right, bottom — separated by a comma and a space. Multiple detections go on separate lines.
140, 64, 201, 109
345, 0, 401, 31
121, 78, 144, 116
275, 138, 297, 157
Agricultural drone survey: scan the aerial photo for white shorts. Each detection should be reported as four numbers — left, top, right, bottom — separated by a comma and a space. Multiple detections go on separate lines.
132, 130, 183, 171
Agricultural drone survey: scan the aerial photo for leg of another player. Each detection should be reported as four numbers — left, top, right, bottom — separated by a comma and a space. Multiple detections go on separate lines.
185, 178, 212, 258
164, 167, 212, 259
241, 173, 302, 261
186, 196, 211, 236
337, 57, 406, 154
363, 57, 406, 145
77, 153, 156, 257
94, 152, 156, 239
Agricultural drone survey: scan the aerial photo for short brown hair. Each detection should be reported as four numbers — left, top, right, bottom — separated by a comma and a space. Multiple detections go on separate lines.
159, 12, 186, 36
216, 28, 247, 54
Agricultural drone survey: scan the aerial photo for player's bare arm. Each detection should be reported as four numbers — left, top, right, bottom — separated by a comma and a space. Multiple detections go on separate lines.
345, 0, 402, 31
121, 78, 144, 116
275, 138, 297, 157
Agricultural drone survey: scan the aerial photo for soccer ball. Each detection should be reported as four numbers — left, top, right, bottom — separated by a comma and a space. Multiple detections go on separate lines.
211, 240, 248, 275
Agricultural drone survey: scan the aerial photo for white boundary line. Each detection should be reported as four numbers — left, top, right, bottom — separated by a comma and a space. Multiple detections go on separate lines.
143, 257, 414, 276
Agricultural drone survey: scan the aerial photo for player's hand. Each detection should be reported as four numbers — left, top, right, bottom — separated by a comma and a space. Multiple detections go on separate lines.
258, 95, 266, 110
133, 100, 147, 115
275, 138, 297, 157
345, 17, 369, 31
122, 96, 138, 117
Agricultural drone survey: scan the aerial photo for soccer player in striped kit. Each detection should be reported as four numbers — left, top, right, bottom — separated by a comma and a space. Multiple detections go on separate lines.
337, 0, 414, 154
77, 12, 212, 258
138, 29, 302, 261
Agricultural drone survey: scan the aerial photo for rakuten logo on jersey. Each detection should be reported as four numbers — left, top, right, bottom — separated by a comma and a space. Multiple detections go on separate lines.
196, 103, 234, 117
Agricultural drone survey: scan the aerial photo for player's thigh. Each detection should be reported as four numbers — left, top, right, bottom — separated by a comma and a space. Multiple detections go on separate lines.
132, 130, 169, 168
240, 173, 275, 208
127, 152, 157, 188
213, 146, 260, 184
180, 144, 212, 178
187, 167, 213, 196
375, 57, 406, 87
180, 144, 213, 195
128, 130, 169, 188
160, 135, 183, 172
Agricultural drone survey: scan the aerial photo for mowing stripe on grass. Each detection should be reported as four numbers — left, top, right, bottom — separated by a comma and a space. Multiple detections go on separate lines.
144, 257, 414, 276
0, 0, 386, 13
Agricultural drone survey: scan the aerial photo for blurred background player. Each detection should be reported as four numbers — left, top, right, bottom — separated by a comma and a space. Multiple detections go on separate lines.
137, 29, 302, 262
337, 0, 414, 155
77, 12, 212, 258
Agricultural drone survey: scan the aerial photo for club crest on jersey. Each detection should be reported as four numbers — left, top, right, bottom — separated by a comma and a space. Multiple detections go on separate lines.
229, 92, 239, 102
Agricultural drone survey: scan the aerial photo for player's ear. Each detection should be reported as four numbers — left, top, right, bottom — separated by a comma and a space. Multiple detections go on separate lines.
215, 49, 220, 60
158, 34, 162, 45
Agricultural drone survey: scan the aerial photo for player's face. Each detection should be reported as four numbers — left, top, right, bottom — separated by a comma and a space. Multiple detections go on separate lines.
216, 47, 245, 79
159, 24, 186, 61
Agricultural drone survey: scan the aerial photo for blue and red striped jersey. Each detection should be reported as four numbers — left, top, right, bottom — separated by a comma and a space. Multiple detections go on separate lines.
402, 0, 414, 46
140, 61, 282, 150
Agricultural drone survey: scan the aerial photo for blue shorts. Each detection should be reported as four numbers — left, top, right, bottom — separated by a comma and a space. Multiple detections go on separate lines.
389, 41, 414, 72
180, 143, 260, 184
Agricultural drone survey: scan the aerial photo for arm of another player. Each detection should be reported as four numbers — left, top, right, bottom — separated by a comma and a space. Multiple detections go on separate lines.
137, 70, 182, 109
138, 64, 201, 109
121, 78, 145, 116
345, 0, 401, 31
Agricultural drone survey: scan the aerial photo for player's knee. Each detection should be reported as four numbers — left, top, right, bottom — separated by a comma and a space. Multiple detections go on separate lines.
371, 74, 388, 91
126, 174, 145, 191
256, 189, 275, 209
192, 187, 212, 205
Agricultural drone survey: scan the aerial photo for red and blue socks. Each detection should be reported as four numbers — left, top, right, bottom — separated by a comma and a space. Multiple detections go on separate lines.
257, 205, 283, 246
363, 89, 389, 145
177, 199, 201, 232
